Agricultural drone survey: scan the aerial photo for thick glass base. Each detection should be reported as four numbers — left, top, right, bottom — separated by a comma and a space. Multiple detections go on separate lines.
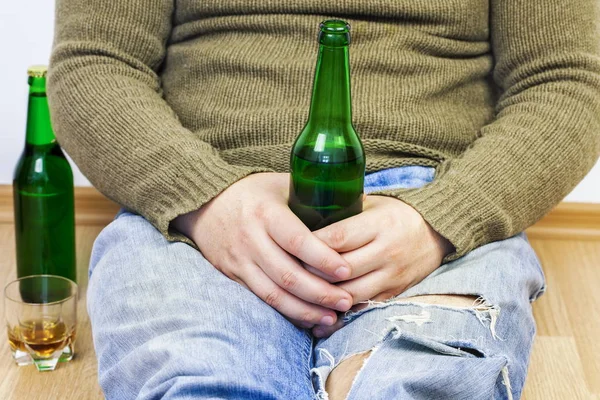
11, 344, 74, 371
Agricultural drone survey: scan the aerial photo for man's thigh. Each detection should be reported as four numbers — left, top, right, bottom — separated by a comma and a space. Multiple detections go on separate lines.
88, 211, 314, 400
312, 233, 546, 400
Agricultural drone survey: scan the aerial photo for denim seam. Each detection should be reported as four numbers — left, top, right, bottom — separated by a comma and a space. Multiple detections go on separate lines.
305, 332, 319, 400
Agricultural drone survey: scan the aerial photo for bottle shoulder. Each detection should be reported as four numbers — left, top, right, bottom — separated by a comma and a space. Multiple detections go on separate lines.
13, 145, 74, 192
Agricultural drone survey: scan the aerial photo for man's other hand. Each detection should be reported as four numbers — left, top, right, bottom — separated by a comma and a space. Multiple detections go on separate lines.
308, 195, 454, 337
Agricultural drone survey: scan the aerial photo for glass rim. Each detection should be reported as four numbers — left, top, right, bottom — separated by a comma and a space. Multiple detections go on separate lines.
4, 275, 78, 306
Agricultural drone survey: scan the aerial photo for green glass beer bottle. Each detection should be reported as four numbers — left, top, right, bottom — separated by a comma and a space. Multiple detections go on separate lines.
289, 20, 365, 231
13, 66, 76, 283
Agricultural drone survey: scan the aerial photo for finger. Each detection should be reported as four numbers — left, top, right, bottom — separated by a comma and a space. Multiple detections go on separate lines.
338, 270, 402, 306
266, 205, 352, 280
255, 234, 353, 312
286, 317, 315, 330
305, 236, 384, 281
313, 315, 345, 338
312, 212, 378, 253
302, 263, 337, 283
346, 291, 397, 314
337, 240, 385, 280
239, 262, 340, 326
312, 290, 401, 338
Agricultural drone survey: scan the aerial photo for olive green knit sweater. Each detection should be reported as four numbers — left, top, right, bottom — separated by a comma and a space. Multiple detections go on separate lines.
48, 0, 600, 259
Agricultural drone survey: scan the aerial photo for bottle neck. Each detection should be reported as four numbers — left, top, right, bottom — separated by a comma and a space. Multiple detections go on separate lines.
26, 76, 56, 147
307, 45, 352, 129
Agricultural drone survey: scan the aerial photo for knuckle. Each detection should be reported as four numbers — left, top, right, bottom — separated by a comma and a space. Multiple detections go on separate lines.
280, 271, 298, 290
224, 242, 236, 256
238, 226, 252, 246
389, 267, 404, 281
392, 267, 409, 282
287, 234, 306, 254
316, 293, 332, 307
299, 311, 315, 323
253, 203, 267, 221
344, 288, 358, 302
329, 227, 347, 248
387, 251, 399, 264
265, 289, 282, 309
387, 245, 403, 260
220, 269, 238, 281
318, 256, 333, 273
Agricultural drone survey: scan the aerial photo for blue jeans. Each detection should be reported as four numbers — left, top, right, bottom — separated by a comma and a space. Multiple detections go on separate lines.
88, 167, 545, 399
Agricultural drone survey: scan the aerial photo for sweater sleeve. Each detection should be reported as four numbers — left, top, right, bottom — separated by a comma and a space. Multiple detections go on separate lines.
48, 0, 270, 240
376, 0, 600, 260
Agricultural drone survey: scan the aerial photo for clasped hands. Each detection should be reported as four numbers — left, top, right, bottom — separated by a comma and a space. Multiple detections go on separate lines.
173, 173, 453, 338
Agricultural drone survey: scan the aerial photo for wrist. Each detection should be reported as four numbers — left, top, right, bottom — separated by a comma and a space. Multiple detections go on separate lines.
432, 228, 455, 260
172, 208, 201, 239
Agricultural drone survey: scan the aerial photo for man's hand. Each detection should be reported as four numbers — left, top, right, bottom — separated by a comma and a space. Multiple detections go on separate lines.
172, 173, 353, 329
309, 195, 454, 337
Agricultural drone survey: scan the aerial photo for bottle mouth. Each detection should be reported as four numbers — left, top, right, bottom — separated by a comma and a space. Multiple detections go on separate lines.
318, 20, 351, 47
320, 20, 350, 34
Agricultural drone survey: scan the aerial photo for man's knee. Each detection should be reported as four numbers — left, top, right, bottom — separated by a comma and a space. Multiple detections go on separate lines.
325, 351, 371, 400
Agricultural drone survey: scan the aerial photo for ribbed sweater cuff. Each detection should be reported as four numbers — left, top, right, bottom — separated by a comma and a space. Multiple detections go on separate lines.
134, 153, 271, 245
374, 177, 503, 262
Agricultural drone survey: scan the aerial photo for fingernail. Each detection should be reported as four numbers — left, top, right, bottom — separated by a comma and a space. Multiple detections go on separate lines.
335, 266, 350, 279
336, 298, 351, 311
320, 315, 335, 326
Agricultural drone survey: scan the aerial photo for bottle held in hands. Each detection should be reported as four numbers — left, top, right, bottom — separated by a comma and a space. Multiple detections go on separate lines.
289, 20, 365, 231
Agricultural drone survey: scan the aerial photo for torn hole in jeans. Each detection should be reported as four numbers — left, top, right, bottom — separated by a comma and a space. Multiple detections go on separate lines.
344, 294, 503, 340
344, 328, 513, 400
312, 299, 509, 400
311, 293, 512, 400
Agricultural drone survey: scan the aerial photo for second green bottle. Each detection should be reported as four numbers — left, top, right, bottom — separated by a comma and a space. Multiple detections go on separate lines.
13, 66, 76, 284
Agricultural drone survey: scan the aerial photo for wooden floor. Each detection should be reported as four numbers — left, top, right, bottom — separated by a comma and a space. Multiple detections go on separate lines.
0, 223, 598, 399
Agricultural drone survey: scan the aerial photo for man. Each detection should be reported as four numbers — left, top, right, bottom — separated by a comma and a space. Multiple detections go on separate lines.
48, 0, 599, 398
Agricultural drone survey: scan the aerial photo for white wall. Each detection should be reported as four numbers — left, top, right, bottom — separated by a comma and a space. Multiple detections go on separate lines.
1, 0, 599, 202
0, 0, 89, 186
565, 162, 600, 203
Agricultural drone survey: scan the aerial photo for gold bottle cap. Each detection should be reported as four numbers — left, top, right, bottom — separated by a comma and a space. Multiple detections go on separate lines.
27, 65, 48, 78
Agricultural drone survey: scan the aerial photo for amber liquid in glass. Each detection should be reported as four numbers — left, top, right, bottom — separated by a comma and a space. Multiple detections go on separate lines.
8, 319, 75, 358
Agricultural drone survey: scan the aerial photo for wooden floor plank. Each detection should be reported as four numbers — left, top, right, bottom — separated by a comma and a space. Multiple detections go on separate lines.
522, 337, 591, 400
532, 240, 600, 396
528, 240, 574, 338
528, 239, 600, 398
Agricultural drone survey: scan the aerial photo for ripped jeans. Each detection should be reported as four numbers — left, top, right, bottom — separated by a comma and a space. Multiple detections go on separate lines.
87, 166, 546, 399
